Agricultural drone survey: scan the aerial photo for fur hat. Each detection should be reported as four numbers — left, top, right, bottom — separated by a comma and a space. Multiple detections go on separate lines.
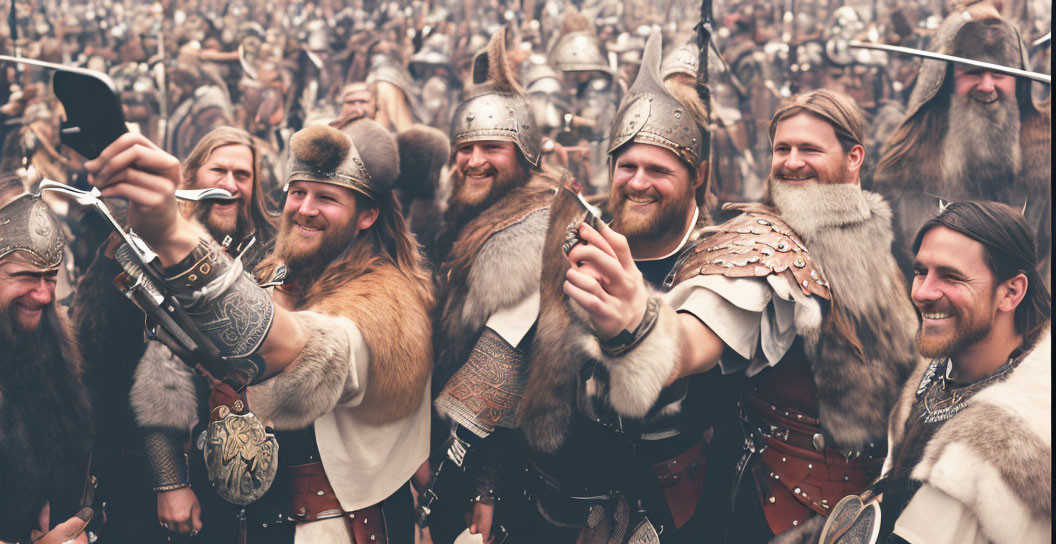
951, 12, 1021, 68
396, 124, 449, 200
285, 119, 398, 200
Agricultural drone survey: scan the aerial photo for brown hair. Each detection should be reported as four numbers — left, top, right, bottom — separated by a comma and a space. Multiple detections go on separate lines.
180, 126, 277, 236
913, 200, 1051, 341
768, 89, 865, 152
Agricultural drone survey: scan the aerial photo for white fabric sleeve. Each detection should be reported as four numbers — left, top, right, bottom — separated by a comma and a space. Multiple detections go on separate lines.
484, 291, 541, 347
893, 484, 989, 544
664, 274, 799, 377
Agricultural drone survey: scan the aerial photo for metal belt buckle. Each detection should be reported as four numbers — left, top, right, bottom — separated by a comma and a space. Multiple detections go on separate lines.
204, 409, 279, 505
768, 424, 790, 443
447, 434, 470, 467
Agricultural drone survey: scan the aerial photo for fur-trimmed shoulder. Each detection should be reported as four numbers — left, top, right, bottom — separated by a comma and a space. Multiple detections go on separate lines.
463, 207, 550, 327
909, 328, 1051, 544
310, 260, 433, 425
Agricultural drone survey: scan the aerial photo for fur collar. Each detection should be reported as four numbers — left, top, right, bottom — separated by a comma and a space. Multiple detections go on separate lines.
791, 190, 919, 448
305, 259, 434, 424
891, 328, 1051, 543
434, 169, 559, 378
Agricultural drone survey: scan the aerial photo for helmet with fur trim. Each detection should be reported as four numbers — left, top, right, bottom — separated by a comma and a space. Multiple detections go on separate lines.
285, 120, 399, 200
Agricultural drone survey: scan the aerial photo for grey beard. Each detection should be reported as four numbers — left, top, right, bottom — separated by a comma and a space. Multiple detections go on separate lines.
769, 179, 870, 241
941, 93, 1021, 200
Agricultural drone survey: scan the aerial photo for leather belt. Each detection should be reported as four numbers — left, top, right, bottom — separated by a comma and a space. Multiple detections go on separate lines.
288, 462, 387, 544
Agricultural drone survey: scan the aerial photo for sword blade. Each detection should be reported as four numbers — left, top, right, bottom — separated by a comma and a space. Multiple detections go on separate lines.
848, 40, 1051, 84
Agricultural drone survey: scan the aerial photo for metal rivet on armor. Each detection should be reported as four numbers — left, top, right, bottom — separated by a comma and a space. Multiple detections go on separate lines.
843, 475, 850, 482
466, 114, 475, 121
364, 518, 368, 524
757, 219, 770, 226
796, 414, 802, 419
188, 274, 197, 282
297, 508, 306, 517
781, 457, 786, 462
774, 474, 780, 480
793, 258, 806, 268
673, 109, 682, 119
370, 536, 376, 541
349, 513, 355, 518
317, 490, 325, 496
233, 400, 244, 412
783, 411, 789, 417
771, 405, 776, 411
793, 520, 799, 526
808, 464, 813, 469
794, 487, 801, 494
769, 496, 776, 504
262, 523, 267, 528
803, 280, 810, 288
777, 241, 788, 251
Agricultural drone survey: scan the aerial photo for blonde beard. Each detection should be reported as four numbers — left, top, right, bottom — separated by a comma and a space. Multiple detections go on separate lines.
769, 179, 870, 241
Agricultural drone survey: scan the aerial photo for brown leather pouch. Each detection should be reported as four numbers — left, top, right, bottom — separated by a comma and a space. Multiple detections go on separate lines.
652, 440, 707, 528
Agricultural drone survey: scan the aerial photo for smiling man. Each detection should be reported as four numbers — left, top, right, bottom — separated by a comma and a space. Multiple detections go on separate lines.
0, 192, 93, 544
873, 3, 1051, 284
563, 89, 919, 542
867, 201, 1051, 544
178, 127, 277, 263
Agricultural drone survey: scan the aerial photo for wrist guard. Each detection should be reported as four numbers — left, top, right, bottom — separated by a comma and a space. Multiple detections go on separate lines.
162, 239, 275, 361
601, 296, 660, 356
143, 427, 190, 492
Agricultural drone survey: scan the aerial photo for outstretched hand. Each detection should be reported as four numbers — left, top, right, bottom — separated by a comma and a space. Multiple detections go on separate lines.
563, 221, 649, 340
84, 133, 197, 266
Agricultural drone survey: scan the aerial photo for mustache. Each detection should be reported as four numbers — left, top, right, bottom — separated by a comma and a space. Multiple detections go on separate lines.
462, 165, 497, 177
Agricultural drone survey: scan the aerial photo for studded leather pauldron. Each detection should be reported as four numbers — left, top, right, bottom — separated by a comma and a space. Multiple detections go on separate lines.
672, 203, 831, 301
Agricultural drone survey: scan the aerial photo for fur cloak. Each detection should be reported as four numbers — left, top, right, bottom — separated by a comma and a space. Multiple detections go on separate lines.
133, 257, 434, 431
433, 168, 559, 387
885, 328, 1052, 543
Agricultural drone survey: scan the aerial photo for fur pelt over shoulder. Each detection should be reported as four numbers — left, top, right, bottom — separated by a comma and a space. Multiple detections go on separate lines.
515, 188, 684, 453
886, 328, 1052, 543
792, 191, 919, 450
262, 258, 433, 428
434, 169, 559, 382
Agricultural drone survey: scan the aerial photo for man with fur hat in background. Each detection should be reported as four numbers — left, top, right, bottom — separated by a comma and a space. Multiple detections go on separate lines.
71, 126, 277, 543
90, 118, 434, 543
507, 32, 715, 542
565, 89, 919, 542
0, 185, 94, 544
820, 201, 1050, 544
425, 25, 562, 544
872, 1, 1051, 285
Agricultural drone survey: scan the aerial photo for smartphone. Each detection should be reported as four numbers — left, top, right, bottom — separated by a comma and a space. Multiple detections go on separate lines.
0, 55, 128, 159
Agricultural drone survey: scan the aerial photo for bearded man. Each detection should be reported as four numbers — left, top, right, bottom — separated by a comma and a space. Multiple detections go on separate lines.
874, 201, 1051, 543
566, 89, 919, 542
872, 3, 1051, 283
0, 191, 94, 544
102, 119, 434, 543
426, 26, 561, 544
506, 32, 717, 542
70, 127, 277, 542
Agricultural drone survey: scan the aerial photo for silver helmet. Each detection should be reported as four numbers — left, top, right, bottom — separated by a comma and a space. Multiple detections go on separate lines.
0, 193, 65, 270
608, 32, 706, 168
449, 26, 542, 167
549, 30, 611, 74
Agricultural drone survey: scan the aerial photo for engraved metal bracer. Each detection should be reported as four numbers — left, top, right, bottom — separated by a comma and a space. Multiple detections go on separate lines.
162, 238, 275, 363
434, 329, 528, 439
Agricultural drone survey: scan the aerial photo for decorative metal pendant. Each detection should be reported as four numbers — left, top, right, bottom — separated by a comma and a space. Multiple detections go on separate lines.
204, 410, 279, 505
